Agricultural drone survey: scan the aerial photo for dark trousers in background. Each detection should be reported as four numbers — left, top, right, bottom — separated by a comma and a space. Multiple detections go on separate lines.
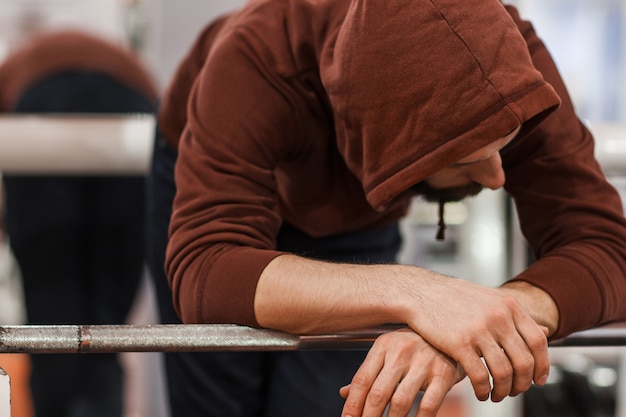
2, 71, 156, 417
145, 132, 403, 417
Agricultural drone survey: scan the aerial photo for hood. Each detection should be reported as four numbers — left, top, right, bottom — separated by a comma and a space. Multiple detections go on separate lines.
321, 0, 561, 211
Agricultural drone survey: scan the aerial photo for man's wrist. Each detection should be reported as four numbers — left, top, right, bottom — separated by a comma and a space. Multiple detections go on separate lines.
500, 280, 559, 337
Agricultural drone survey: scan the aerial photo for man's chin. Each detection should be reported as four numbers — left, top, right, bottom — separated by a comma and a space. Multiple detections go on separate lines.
411, 181, 484, 203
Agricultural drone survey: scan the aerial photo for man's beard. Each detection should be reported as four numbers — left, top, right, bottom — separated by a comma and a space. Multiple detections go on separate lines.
410, 180, 484, 203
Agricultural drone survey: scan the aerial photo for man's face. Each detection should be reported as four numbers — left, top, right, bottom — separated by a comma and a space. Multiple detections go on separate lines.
412, 126, 521, 203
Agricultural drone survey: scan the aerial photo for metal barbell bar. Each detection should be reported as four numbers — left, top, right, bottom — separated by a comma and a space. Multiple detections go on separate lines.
0, 323, 624, 354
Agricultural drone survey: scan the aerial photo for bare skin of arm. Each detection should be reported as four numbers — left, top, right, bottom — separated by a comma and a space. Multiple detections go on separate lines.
254, 254, 559, 412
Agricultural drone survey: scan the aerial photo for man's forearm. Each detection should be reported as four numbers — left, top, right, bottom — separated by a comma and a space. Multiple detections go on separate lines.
254, 254, 408, 334
253, 253, 559, 337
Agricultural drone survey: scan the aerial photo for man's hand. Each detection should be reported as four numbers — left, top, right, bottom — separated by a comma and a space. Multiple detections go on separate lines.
340, 328, 465, 417
403, 273, 551, 402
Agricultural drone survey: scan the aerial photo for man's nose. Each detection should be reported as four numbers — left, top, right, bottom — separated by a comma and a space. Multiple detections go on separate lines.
471, 153, 505, 190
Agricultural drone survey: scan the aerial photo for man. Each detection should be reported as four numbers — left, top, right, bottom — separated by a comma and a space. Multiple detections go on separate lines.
0, 30, 158, 417
146, 0, 626, 416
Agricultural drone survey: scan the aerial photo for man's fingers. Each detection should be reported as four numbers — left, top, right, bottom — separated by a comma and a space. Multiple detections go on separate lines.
383, 375, 423, 417
499, 333, 540, 397
481, 343, 514, 402
361, 367, 405, 417
515, 316, 550, 386
456, 352, 491, 401
340, 384, 351, 399
341, 348, 385, 417
415, 380, 451, 417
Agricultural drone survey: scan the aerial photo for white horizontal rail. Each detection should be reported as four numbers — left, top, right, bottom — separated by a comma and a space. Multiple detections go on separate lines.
0, 323, 623, 354
0, 117, 622, 176
0, 114, 155, 174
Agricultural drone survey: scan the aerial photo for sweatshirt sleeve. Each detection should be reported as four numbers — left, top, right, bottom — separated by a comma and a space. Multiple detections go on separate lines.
165, 28, 299, 326
503, 7, 626, 340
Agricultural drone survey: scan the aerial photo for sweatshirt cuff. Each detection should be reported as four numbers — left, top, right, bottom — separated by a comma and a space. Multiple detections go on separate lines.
196, 247, 284, 327
511, 254, 603, 340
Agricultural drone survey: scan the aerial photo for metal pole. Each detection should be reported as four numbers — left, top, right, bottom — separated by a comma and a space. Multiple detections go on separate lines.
0, 324, 400, 353
1, 323, 626, 354
548, 324, 626, 348
0, 324, 299, 353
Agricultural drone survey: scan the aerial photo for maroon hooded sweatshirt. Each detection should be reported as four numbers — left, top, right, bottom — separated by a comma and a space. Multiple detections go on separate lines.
163, 0, 626, 340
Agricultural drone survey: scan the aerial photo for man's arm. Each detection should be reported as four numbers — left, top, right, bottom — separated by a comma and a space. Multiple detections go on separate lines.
255, 253, 550, 402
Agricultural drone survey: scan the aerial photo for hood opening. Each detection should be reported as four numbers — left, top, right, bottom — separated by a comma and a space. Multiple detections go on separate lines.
322, 0, 562, 212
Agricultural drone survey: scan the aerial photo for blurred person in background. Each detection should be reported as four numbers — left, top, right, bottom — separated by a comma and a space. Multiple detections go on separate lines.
0, 29, 158, 417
